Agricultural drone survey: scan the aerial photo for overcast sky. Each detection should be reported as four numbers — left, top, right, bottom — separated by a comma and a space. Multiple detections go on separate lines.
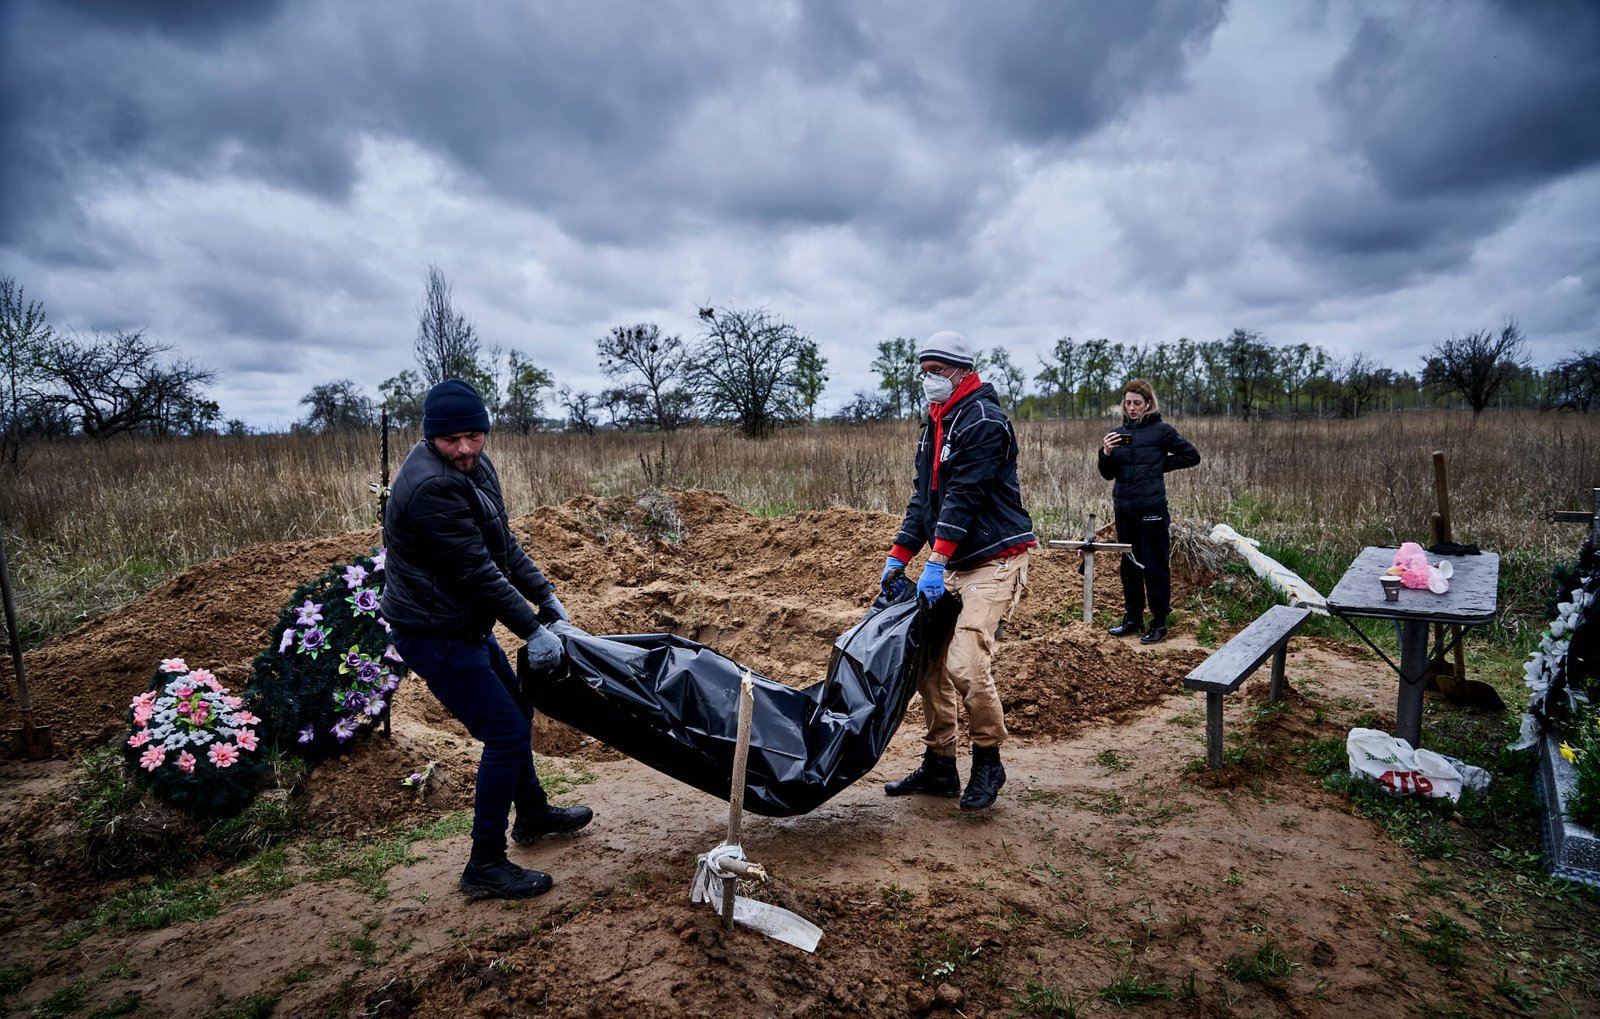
3, 0, 1598, 429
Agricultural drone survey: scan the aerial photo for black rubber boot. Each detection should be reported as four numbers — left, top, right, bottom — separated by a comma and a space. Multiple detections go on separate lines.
884, 750, 961, 797
960, 745, 1007, 811
511, 803, 594, 843
459, 840, 553, 899
1107, 619, 1143, 637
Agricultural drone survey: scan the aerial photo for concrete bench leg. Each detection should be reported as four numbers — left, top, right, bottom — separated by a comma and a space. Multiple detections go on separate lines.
1269, 643, 1288, 703
1206, 690, 1225, 769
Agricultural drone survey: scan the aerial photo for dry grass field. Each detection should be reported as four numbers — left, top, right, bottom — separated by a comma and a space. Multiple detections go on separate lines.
3, 410, 1596, 646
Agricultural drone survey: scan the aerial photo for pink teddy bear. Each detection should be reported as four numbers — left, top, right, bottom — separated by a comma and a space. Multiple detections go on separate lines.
1391, 542, 1451, 593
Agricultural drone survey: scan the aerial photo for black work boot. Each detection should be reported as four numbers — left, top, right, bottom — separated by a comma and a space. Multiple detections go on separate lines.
960, 745, 1007, 811
511, 803, 594, 843
884, 750, 961, 797
1107, 618, 1143, 637
459, 840, 553, 899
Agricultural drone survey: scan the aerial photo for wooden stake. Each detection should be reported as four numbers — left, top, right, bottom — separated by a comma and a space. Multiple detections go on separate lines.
723, 670, 755, 930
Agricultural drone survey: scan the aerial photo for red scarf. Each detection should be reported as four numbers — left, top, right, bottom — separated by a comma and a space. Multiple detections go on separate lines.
928, 372, 983, 491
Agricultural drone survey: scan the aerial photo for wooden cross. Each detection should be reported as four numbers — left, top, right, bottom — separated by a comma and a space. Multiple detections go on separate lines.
1046, 514, 1132, 624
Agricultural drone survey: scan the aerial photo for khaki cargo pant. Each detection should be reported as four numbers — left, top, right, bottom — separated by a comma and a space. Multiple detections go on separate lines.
918, 551, 1029, 755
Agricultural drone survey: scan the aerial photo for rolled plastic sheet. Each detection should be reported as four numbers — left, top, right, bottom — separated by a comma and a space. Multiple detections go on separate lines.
520, 592, 959, 817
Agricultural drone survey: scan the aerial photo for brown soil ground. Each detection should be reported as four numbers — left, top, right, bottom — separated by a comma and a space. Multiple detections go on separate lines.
1, 491, 1596, 1017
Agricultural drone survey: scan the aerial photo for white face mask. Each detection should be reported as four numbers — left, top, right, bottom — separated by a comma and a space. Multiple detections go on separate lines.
922, 374, 956, 404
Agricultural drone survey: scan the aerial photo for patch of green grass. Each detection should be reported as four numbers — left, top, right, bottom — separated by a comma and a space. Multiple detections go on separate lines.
87, 995, 140, 1018
538, 763, 598, 801
1295, 737, 1348, 777
1222, 937, 1297, 982
1411, 911, 1471, 972
1096, 971, 1178, 1007
0, 963, 32, 997
1329, 773, 1462, 859
1016, 978, 1079, 1017
912, 931, 975, 984
28, 977, 89, 1019
1094, 749, 1129, 772
208, 993, 279, 1019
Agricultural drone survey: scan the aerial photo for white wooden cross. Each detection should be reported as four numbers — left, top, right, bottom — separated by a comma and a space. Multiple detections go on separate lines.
1046, 514, 1132, 624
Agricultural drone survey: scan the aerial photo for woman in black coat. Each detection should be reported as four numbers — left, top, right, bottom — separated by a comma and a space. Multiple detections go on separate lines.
1096, 379, 1200, 644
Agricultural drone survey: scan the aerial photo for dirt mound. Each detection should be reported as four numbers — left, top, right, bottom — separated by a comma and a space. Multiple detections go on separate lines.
1, 489, 1218, 770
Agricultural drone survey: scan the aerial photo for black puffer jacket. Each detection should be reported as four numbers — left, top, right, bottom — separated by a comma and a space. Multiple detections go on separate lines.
381, 440, 554, 641
894, 382, 1036, 570
1096, 411, 1200, 513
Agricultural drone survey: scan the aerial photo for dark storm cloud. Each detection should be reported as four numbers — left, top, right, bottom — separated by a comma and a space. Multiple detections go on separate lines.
2, 0, 1229, 255
1326, 1, 1600, 200
1268, 0, 1600, 298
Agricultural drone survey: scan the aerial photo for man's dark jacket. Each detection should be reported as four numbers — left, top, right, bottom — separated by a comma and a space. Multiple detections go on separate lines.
381, 440, 554, 641
1096, 411, 1201, 513
894, 381, 1036, 570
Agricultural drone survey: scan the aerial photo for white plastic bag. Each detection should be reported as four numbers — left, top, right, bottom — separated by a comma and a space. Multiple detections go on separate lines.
1345, 727, 1484, 802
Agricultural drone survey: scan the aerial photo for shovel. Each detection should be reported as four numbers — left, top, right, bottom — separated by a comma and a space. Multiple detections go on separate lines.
1425, 451, 1504, 709
1, 520, 53, 758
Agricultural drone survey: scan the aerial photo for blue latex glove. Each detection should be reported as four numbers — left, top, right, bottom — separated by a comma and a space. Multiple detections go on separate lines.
537, 591, 568, 625
916, 561, 946, 603
524, 626, 564, 673
880, 556, 909, 599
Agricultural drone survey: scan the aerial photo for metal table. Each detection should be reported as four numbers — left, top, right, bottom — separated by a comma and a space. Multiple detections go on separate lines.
1325, 546, 1500, 749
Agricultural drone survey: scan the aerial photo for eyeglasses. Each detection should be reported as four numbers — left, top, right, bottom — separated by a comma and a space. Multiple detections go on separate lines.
918, 365, 961, 380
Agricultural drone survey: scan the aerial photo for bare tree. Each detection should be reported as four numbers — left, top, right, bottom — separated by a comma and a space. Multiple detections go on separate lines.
42, 329, 215, 438
557, 386, 599, 434
1546, 348, 1600, 411
299, 380, 376, 432
597, 323, 692, 430
688, 306, 823, 438
1333, 353, 1380, 419
1423, 320, 1531, 414
414, 264, 482, 385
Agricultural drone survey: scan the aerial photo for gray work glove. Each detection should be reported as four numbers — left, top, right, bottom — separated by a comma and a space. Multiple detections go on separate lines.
536, 591, 569, 625
524, 625, 564, 673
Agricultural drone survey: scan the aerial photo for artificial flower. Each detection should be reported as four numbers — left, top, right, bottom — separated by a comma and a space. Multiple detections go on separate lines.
208, 743, 240, 768
343, 564, 369, 589
139, 745, 165, 771
159, 658, 188, 672
177, 751, 196, 774
294, 599, 324, 626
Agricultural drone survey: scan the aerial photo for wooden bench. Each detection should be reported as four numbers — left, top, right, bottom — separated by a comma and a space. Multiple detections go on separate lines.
1183, 605, 1313, 768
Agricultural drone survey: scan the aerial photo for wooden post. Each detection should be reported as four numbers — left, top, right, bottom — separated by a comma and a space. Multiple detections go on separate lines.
1, 521, 51, 758
1082, 515, 1097, 624
723, 670, 755, 931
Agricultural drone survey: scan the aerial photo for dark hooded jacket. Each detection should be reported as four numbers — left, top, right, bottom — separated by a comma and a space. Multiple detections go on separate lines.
1096, 411, 1200, 513
381, 440, 554, 641
894, 381, 1036, 570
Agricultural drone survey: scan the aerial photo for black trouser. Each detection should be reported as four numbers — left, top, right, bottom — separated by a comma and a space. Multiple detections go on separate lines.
1114, 507, 1172, 625
390, 633, 546, 848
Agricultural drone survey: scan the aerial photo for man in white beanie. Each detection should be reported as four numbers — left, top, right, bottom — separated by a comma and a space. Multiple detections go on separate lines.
879, 332, 1036, 810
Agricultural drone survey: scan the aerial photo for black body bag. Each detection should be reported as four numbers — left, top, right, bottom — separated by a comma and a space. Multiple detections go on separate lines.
519, 593, 959, 817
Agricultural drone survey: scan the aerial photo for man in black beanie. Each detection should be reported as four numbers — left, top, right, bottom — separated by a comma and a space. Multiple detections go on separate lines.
382, 379, 592, 898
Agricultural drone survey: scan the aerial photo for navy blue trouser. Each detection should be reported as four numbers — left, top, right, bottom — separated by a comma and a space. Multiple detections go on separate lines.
1115, 507, 1173, 625
391, 633, 546, 847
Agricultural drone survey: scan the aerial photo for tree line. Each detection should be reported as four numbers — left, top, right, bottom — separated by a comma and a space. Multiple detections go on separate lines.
4, 268, 1598, 467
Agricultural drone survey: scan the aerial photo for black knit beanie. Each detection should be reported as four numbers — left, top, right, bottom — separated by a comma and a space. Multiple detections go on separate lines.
422, 380, 492, 438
